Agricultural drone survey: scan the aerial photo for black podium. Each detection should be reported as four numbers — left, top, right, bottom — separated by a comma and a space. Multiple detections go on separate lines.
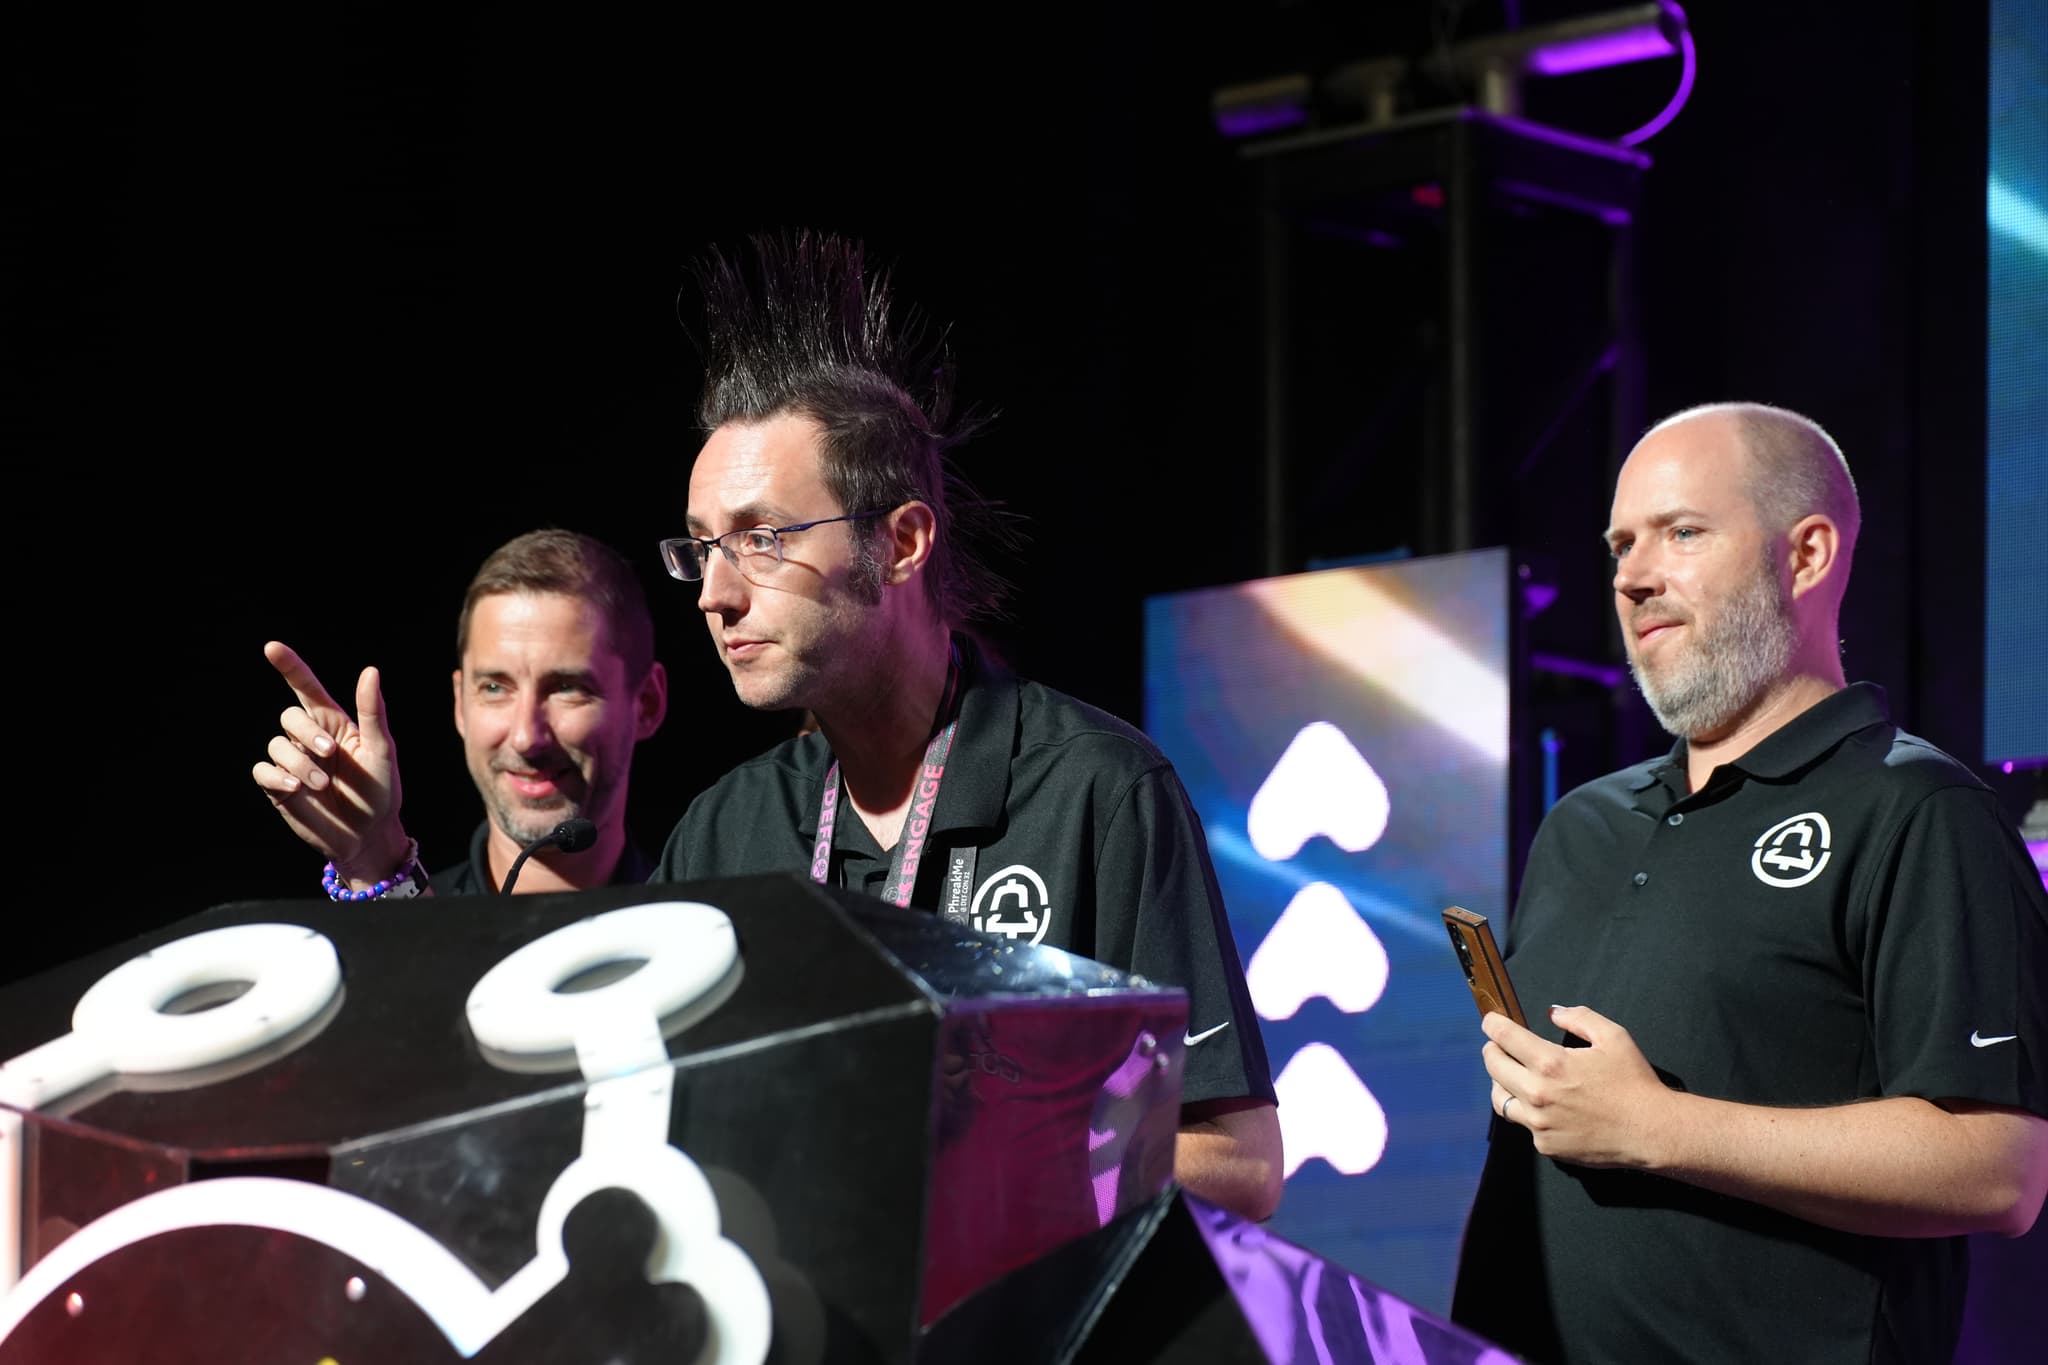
0, 875, 1190, 1362
0, 875, 1510, 1364
924, 1187, 1517, 1364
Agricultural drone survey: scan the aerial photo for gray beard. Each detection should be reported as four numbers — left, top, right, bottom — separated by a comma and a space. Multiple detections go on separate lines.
488, 794, 577, 848
1631, 554, 1797, 741
483, 771, 612, 849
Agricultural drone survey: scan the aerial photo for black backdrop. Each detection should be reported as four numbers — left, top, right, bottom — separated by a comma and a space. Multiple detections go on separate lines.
14, 0, 2016, 977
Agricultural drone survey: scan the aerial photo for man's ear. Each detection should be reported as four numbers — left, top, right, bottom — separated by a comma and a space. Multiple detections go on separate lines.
451, 668, 467, 738
635, 661, 669, 741
1785, 514, 1842, 601
881, 501, 938, 586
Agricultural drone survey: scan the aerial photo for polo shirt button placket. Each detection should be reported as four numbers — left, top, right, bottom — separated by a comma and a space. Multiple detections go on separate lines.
1666, 812, 1684, 826
1632, 871, 1649, 887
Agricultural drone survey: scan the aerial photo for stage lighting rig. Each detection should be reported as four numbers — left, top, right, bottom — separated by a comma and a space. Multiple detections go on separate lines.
1213, 2, 1695, 147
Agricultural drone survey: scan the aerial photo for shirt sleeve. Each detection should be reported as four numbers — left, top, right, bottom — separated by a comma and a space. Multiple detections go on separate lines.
1864, 784, 2048, 1118
1093, 763, 1276, 1108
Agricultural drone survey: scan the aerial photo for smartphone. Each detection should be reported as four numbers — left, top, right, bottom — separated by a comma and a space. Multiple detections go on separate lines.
1442, 905, 1526, 1028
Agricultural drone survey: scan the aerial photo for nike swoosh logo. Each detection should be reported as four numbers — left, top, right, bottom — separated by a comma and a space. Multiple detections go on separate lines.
1184, 1022, 1231, 1047
1970, 1031, 2018, 1048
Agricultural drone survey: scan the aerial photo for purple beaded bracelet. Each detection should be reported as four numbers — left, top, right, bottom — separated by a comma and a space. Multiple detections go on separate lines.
322, 839, 422, 902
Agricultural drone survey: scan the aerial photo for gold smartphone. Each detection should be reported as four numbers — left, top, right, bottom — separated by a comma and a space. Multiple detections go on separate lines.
1442, 905, 1526, 1027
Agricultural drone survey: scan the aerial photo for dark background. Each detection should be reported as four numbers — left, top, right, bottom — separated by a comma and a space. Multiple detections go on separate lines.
7, 2, 2045, 1354
13, 0, 2023, 963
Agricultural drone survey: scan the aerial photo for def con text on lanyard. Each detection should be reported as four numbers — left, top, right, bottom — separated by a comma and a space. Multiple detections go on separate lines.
809, 643, 978, 920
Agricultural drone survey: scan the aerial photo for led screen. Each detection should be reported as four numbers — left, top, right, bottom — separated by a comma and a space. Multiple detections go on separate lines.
1145, 547, 1509, 1313
1986, 0, 2047, 765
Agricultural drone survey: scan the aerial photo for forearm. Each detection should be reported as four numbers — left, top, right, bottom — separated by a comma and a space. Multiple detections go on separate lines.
1644, 1093, 2048, 1238
1492, 1008, 2048, 1239
1175, 1103, 1284, 1222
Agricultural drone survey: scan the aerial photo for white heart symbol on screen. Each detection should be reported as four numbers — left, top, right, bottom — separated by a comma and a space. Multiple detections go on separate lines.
1273, 1043, 1388, 1178
1247, 722, 1390, 861
1246, 882, 1389, 1021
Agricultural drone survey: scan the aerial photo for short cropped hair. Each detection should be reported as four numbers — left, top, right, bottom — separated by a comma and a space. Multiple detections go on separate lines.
1650, 401, 1861, 550
456, 529, 656, 682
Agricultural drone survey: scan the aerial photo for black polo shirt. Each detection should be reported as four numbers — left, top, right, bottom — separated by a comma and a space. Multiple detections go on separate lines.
655, 639, 1275, 1111
1453, 683, 2048, 1365
430, 821, 656, 896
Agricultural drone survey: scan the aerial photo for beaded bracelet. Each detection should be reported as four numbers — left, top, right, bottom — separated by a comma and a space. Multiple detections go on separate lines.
322, 839, 423, 902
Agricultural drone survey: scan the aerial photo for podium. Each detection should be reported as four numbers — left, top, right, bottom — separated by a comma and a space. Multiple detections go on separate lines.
0, 875, 1510, 1363
925, 1188, 1516, 1364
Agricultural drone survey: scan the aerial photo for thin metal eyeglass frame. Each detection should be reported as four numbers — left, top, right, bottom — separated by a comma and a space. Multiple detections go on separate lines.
659, 509, 890, 581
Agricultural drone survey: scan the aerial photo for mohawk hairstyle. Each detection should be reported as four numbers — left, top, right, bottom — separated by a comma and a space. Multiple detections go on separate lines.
686, 230, 1020, 625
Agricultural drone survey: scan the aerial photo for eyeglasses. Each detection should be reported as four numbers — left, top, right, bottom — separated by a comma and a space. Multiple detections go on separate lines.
658, 509, 889, 581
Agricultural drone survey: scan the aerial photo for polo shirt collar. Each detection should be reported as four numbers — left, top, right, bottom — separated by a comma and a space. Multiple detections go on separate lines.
1729, 682, 1891, 777
1628, 681, 1892, 796
932, 633, 1015, 834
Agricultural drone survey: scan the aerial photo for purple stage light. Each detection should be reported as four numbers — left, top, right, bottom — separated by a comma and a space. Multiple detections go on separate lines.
1510, 2, 1697, 149
1620, 25, 1697, 146
1212, 74, 1312, 140
1526, 28, 1677, 76
1216, 106, 1310, 139
1211, 2, 1697, 148
1494, 112, 1655, 166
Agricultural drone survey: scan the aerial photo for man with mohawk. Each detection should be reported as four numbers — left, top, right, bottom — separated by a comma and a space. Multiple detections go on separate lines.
656, 233, 1281, 1220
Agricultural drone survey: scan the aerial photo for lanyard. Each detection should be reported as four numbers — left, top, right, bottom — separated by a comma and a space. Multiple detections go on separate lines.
810, 647, 978, 913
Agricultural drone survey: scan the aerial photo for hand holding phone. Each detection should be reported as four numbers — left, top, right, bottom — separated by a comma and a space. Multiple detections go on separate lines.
1442, 905, 1526, 1028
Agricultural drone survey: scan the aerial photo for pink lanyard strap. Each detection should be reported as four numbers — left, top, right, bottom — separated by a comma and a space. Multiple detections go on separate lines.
810, 648, 962, 909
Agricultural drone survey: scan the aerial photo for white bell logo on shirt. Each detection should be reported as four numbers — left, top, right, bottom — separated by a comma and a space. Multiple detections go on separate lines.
969, 864, 1054, 944
1751, 811, 1834, 889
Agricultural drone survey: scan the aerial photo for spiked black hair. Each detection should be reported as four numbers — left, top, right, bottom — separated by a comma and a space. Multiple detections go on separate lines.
687, 231, 1019, 624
